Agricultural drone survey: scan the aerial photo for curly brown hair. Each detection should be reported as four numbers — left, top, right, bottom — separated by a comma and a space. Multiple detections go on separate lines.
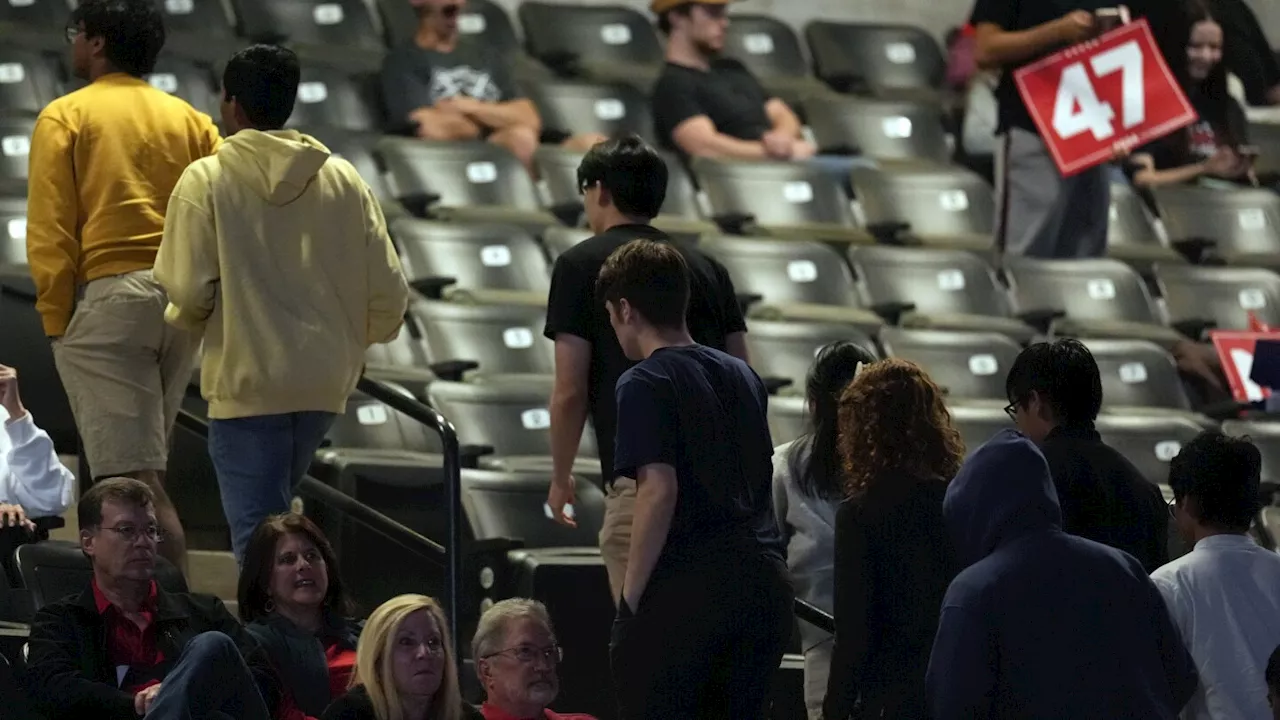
838, 358, 965, 496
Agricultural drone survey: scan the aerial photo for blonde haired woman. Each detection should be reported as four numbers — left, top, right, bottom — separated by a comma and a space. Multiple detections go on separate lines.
321, 594, 481, 720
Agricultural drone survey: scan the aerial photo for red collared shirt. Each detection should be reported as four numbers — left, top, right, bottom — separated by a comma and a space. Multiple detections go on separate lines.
91, 578, 165, 694
479, 702, 598, 720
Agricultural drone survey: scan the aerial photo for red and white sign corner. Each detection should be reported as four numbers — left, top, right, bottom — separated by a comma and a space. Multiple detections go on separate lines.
1211, 329, 1280, 404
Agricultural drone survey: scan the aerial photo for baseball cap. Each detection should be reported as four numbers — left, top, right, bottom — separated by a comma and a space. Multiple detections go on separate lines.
650, 0, 731, 15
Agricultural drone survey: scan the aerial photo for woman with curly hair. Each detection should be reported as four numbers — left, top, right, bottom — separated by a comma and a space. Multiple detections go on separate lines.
823, 358, 964, 720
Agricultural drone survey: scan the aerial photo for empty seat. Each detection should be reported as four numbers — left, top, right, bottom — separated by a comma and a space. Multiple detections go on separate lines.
0, 114, 34, 194
1250, 121, 1280, 178
1095, 414, 1205, 487
391, 218, 550, 304
463, 470, 604, 546
410, 298, 555, 377
880, 327, 1021, 402
721, 14, 828, 106
233, 0, 384, 55
691, 158, 868, 244
145, 55, 219, 117
325, 389, 443, 456
298, 125, 389, 199
364, 323, 435, 401
850, 164, 994, 252
286, 65, 380, 132
745, 319, 878, 394
542, 225, 594, 262
1080, 339, 1193, 413
157, 0, 236, 61
848, 245, 1033, 340
805, 21, 945, 98
806, 96, 949, 164
767, 394, 807, 445
1156, 264, 1280, 335
696, 234, 880, 328
0, 0, 68, 39
517, 3, 663, 90
1221, 420, 1280, 482
0, 195, 25, 266
1106, 181, 1181, 269
0, 47, 59, 114
1003, 257, 1181, 345
1150, 185, 1280, 269
376, 137, 558, 229
524, 79, 653, 143
15, 541, 187, 609
949, 403, 1015, 457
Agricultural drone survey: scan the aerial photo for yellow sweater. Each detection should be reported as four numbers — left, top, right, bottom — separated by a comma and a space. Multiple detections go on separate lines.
26, 73, 221, 337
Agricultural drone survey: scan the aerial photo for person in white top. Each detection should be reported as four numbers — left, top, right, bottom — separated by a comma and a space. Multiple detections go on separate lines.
1152, 429, 1280, 720
0, 364, 75, 529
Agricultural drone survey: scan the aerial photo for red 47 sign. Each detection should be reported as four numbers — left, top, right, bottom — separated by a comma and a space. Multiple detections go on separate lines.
1014, 19, 1197, 177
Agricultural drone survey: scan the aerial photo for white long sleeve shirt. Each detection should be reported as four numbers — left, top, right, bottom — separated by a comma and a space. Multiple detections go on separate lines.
1151, 534, 1280, 720
0, 406, 74, 517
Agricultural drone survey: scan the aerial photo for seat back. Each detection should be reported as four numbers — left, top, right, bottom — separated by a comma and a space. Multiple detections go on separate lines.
805, 21, 944, 93
699, 235, 860, 307
0, 48, 61, 114
1095, 415, 1204, 487
767, 395, 807, 445
378, 138, 542, 211
1155, 264, 1280, 331
287, 65, 380, 131
392, 219, 550, 295
534, 147, 701, 221
692, 158, 855, 228
1004, 257, 1162, 325
234, 0, 384, 52
880, 328, 1020, 401
851, 165, 994, 236
15, 541, 187, 609
849, 245, 1011, 318
949, 403, 1014, 457
0, 114, 35, 190
1222, 420, 1280, 483
429, 378, 597, 457
145, 55, 219, 116
722, 14, 809, 80
1151, 185, 1280, 259
0, 0, 68, 33
159, 0, 235, 40
365, 322, 432, 371
1082, 339, 1190, 411
525, 80, 653, 142
807, 97, 949, 163
327, 389, 442, 453
746, 320, 878, 393
518, 3, 663, 70
462, 471, 604, 546
411, 299, 555, 375
380, 0, 519, 53
1107, 182, 1167, 254
299, 126, 387, 197
0, 195, 26, 266
542, 225, 594, 262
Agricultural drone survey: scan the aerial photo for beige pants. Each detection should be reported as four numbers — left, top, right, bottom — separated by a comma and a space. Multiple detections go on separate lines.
598, 477, 636, 605
53, 270, 197, 477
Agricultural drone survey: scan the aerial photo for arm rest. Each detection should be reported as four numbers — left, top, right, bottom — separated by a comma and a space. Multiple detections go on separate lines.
1171, 237, 1218, 264
712, 212, 755, 235
460, 444, 496, 469
819, 143, 860, 157
0, 282, 36, 303
1173, 318, 1215, 340
737, 292, 764, 315
1017, 308, 1067, 334
864, 221, 911, 245
400, 192, 443, 219
540, 51, 580, 77
761, 376, 794, 395
824, 73, 870, 95
428, 360, 480, 381
410, 276, 458, 299
386, 120, 421, 137
870, 301, 917, 325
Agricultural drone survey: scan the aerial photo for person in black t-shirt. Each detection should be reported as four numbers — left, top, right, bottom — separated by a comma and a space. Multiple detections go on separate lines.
600, 238, 791, 720
542, 135, 748, 605
379, 0, 606, 172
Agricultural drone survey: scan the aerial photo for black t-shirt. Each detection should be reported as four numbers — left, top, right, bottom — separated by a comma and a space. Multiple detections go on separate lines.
613, 344, 784, 575
651, 58, 772, 156
1135, 88, 1247, 171
379, 37, 522, 127
542, 223, 747, 486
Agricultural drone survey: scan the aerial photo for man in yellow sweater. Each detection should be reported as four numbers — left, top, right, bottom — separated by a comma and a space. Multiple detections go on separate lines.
26, 0, 221, 574
154, 45, 410, 564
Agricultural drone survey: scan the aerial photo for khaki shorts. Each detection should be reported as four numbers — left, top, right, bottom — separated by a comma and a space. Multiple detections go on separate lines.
599, 477, 636, 605
53, 269, 197, 478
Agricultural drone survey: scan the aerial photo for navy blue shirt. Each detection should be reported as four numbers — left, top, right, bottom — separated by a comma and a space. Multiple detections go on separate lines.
613, 344, 784, 575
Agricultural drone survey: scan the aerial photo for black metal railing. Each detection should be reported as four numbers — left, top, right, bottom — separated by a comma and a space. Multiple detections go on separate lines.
794, 597, 835, 635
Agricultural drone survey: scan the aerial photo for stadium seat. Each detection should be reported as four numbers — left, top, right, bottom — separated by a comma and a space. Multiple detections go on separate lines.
1002, 257, 1181, 345
806, 96, 949, 164
0, 650, 38, 720
849, 164, 994, 253
767, 394, 807, 445
1106, 181, 1181, 271
721, 13, 830, 107
0, 0, 69, 46
285, 64, 381, 132
15, 541, 187, 609
524, 79, 653, 143
804, 21, 945, 99
848, 245, 1034, 341
156, 0, 237, 62
298, 125, 391, 200
1222, 419, 1280, 482
410, 298, 555, 377
695, 234, 881, 329
542, 225, 594, 262
379, 0, 517, 52
364, 321, 436, 401
324, 388, 444, 457
0, 195, 25, 266
1250, 121, 1280, 178
879, 327, 1020, 402
956, 77, 997, 181
745, 319, 878, 395
462, 469, 604, 547
1155, 264, 1280, 335
427, 376, 599, 478
0, 47, 60, 114
391, 218, 550, 305
145, 54, 220, 117
690, 158, 870, 244
376, 137, 558, 230
1079, 339, 1194, 413
949, 402, 1014, 456
0, 114, 34, 195
232, 0, 385, 57
1150, 185, 1280, 270
0, 268, 76, 454
1095, 414, 1204, 487
516, 2, 663, 91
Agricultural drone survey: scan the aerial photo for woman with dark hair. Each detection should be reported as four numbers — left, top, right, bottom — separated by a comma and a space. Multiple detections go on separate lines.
823, 359, 964, 720
771, 341, 876, 720
238, 513, 362, 720
1128, 0, 1255, 188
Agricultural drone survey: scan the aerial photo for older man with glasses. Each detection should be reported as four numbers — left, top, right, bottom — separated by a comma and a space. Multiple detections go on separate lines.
472, 599, 597, 720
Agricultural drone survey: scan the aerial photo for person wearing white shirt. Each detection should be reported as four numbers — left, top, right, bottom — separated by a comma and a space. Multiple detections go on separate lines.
1152, 430, 1280, 720
0, 364, 74, 529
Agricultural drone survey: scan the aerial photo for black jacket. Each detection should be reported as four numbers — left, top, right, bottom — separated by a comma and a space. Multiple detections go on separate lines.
23, 585, 280, 720
320, 684, 484, 720
247, 612, 362, 717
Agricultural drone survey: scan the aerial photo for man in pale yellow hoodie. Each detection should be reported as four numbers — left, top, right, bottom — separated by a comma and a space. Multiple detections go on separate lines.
154, 45, 410, 563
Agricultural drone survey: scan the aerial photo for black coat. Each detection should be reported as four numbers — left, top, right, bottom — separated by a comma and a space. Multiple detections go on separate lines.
320, 684, 484, 720
247, 612, 362, 716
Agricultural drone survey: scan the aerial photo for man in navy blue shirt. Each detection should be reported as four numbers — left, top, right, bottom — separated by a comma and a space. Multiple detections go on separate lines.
600, 238, 791, 719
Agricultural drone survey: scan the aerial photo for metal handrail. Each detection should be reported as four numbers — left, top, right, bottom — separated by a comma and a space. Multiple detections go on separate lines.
794, 597, 835, 634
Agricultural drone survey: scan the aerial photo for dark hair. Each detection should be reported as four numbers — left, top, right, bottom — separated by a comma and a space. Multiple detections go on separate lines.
596, 238, 689, 329
70, 0, 165, 76
656, 6, 691, 35
1162, 0, 1242, 151
222, 44, 301, 130
576, 134, 668, 220
1267, 643, 1280, 693
792, 341, 878, 500
1168, 430, 1262, 532
79, 477, 154, 531
1005, 339, 1102, 427
238, 513, 353, 623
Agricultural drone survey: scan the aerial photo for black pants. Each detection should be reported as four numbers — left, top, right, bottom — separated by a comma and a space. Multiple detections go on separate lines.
609, 553, 793, 720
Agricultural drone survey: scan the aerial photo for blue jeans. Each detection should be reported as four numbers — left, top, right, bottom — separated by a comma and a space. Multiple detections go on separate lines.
146, 632, 270, 720
809, 154, 878, 195
208, 411, 336, 563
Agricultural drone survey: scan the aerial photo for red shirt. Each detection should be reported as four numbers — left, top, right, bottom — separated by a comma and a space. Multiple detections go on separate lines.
479, 702, 598, 720
91, 578, 165, 694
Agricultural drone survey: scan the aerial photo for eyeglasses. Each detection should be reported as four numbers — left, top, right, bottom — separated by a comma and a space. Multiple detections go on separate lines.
63, 25, 81, 44
1168, 497, 1178, 518
100, 524, 164, 544
1003, 401, 1018, 421
398, 635, 446, 656
484, 643, 563, 665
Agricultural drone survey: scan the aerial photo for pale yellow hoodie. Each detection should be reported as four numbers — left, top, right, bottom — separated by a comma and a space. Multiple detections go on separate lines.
154, 129, 409, 419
